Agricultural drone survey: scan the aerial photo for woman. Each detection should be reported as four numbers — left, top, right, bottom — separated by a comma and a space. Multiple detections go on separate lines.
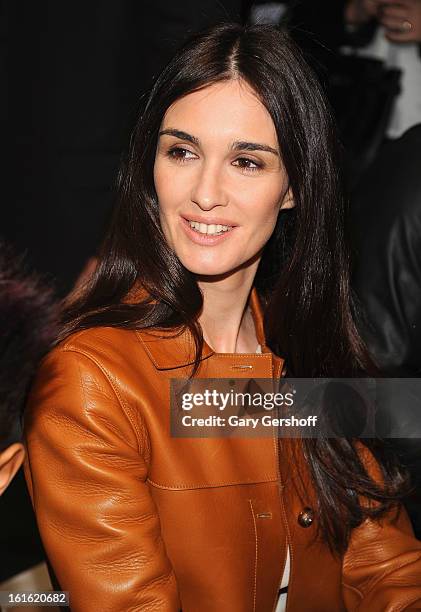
24, 23, 421, 611
345, 0, 421, 140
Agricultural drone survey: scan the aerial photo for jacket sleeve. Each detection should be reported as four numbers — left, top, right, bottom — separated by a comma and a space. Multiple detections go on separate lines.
342, 447, 421, 610
23, 347, 180, 612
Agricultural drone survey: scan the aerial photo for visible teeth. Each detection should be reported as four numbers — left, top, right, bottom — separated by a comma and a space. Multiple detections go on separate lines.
188, 220, 233, 235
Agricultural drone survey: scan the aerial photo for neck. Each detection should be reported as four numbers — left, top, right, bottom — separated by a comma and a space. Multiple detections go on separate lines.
197, 261, 260, 354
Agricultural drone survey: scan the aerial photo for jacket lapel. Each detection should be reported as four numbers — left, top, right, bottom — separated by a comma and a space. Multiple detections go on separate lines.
135, 286, 284, 375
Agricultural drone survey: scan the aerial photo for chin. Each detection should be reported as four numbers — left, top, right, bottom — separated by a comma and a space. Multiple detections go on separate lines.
178, 256, 230, 276
180, 255, 246, 279
185, 264, 233, 277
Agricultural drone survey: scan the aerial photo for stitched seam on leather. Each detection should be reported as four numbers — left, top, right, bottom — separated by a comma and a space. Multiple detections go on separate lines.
249, 499, 258, 612
270, 430, 279, 612
135, 331, 212, 369
146, 477, 278, 490
271, 416, 279, 485
274, 437, 293, 612
135, 332, 274, 370
62, 348, 144, 454
135, 333, 166, 369
270, 424, 288, 612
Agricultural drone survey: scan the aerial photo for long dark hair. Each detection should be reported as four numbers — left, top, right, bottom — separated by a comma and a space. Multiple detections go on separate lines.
59, 23, 408, 553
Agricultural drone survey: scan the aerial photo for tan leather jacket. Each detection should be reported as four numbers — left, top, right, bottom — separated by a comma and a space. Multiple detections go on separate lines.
24, 288, 421, 611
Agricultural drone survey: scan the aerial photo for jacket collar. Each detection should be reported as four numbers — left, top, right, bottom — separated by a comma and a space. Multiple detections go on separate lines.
135, 287, 270, 371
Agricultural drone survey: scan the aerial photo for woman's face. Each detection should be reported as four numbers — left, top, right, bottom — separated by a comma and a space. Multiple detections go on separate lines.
154, 79, 293, 277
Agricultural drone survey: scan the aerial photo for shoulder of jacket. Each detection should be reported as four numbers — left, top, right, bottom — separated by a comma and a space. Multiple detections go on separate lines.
48, 326, 148, 369
59, 325, 136, 352
34, 327, 152, 406
45, 323, 205, 373
29, 328, 151, 453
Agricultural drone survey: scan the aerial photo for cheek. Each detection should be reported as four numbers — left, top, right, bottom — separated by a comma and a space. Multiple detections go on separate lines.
154, 159, 189, 217
239, 179, 284, 228
153, 161, 169, 210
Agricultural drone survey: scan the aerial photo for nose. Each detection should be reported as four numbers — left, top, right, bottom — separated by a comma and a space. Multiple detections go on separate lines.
190, 160, 228, 210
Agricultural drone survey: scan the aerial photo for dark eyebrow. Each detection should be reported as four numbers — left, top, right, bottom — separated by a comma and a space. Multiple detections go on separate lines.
158, 129, 279, 156
158, 128, 199, 145
232, 141, 279, 156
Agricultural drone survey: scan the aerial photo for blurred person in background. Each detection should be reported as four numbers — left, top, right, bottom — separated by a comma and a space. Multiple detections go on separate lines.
0, 244, 57, 611
276, 0, 421, 180
343, 0, 421, 537
345, 0, 421, 140
350, 108, 421, 540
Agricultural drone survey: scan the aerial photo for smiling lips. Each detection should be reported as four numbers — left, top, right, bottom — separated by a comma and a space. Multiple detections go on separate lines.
188, 220, 232, 235
181, 216, 237, 244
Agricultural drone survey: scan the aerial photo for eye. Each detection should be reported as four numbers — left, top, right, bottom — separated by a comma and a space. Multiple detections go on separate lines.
232, 157, 263, 173
166, 146, 197, 162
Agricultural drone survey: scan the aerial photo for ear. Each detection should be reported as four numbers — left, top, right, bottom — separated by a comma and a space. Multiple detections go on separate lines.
279, 187, 295, 211
0, 443, 25, 495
